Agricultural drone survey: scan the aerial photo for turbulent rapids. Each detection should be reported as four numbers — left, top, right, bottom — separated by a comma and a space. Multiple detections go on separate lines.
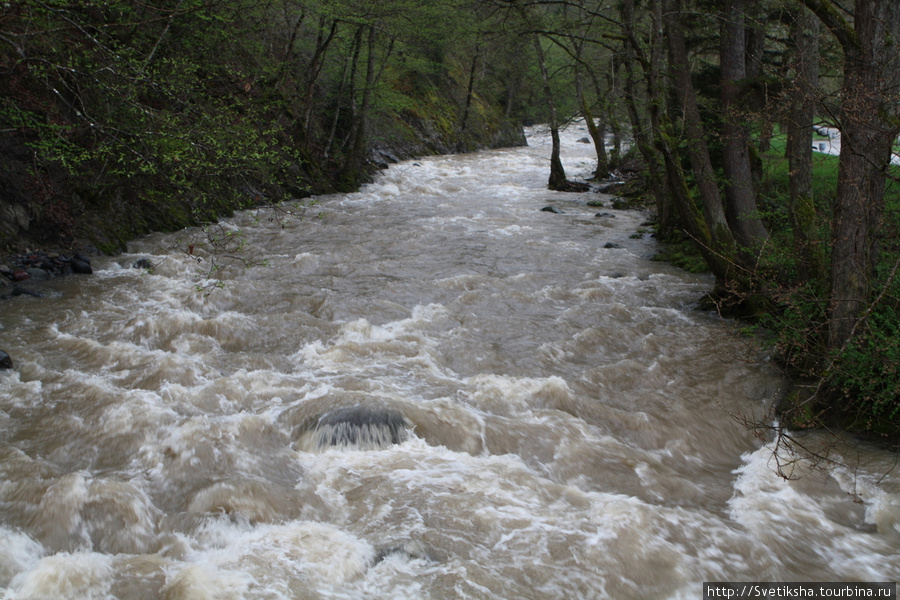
1, 125, 899, 599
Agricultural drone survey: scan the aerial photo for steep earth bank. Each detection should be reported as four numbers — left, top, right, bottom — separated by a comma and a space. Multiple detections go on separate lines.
0, 110, 525, 265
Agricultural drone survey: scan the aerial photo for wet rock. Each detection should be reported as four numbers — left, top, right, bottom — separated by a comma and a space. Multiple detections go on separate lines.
25, 267, 50, 281
604, 242, 623, 249
1, 285, 44, 299
70, 254, 93, 274
586, 199, 605, 207
3, 250, 95, 281
595, 181, 625, 194
375, 541, 435, 564
306, 405, 409, 450
10, 287, 44, 298
595, 212, 616, 218
369, 144, 402, 170
541, 206, 563, 214
553, 180, 591, 193
577, 137, 591, 144
0, 350, 12, 369
132, 258, 154, 270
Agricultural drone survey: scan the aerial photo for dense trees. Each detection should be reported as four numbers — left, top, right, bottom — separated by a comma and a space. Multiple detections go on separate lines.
497, 0, 899, 433
0, 0, 527, 250
606, 0, 900, 433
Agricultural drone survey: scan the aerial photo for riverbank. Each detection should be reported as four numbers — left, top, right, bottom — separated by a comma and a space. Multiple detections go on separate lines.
0, 114, 525, 266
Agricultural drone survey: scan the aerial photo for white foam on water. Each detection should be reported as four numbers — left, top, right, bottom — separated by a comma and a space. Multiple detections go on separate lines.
0, 527, 44, 589
158, 521, 374, 600
729, 443, 900, 580
1, 123, 898, 599
4, 552, 113, 600
160, 563, 253, 600
462, 373, 572, 415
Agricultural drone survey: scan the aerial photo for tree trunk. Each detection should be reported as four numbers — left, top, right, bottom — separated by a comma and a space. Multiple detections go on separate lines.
574, 57, 608, 179
719, 0, 769, 256
785, 7, 823, 283
301, 18, 339, 140
343, 25, 378, 189
458, 48, 480, 152
662, 0, 737, 264
620, 0, 670, 235
532, 34, 567, 190
825, 0, 900, 349
338, 25, 365, 157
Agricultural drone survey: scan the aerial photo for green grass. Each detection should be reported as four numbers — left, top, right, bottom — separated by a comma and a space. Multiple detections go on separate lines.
759, 135, 840, 208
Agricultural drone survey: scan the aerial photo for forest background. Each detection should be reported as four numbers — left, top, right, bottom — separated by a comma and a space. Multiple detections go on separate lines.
1, 0, 899, 442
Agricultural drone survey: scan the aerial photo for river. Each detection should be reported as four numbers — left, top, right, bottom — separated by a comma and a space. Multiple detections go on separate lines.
1, 125, 898, 599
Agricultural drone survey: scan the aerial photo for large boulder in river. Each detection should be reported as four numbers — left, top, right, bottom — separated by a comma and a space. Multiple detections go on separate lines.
0, 350, 12, 369
296, 404, 410, 451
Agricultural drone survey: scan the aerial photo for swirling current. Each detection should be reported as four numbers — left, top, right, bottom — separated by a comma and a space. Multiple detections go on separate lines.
1, 125, 898, 599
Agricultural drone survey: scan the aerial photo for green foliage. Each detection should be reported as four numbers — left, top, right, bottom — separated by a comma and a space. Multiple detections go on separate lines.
752, 128, 900, 435
650, 238, 710, 273
830, 298, 900, 420
0, 0, 309, 244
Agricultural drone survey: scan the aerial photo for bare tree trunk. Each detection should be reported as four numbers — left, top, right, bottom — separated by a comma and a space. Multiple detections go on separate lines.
338, 25, 365, 156
301, 18, 339, 140
826, 0, 900, 349
785, 7, 823, 283
662, 0, 736, 260
574, 55, 608, 179
532, 34, 567, 190
458, 47, 480, 151
325, 28, 362, 158
343, 25, 378, 188
720, 0, 769, 255
620, 0, 670, 234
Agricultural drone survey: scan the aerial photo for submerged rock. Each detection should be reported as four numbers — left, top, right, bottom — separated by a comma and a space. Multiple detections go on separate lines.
541, 206, 563, 214
25, 267, 50, 280
10, 287, 43, 298
375, 540, 435, 564
0, 350, 12, 369
301, 405, 410, 451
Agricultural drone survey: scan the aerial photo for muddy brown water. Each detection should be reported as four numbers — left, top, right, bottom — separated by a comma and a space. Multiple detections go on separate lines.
1, 125, 898, 599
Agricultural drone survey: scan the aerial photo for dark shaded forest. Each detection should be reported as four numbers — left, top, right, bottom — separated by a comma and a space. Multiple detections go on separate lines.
0, 0, 528, 254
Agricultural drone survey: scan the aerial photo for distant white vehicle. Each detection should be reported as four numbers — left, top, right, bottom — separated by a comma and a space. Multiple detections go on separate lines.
811, 124, 900, 165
